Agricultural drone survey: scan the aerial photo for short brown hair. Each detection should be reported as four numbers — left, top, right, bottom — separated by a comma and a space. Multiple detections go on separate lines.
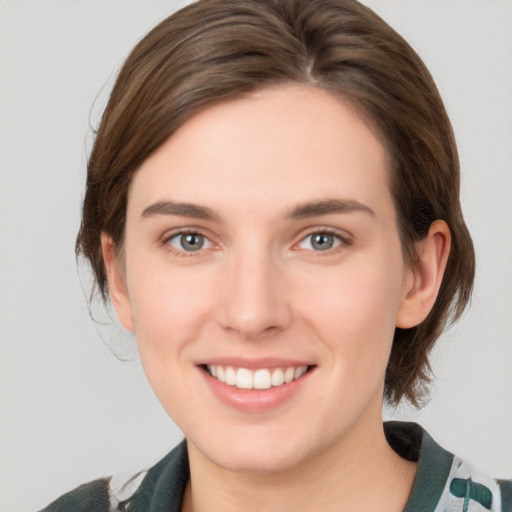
76, 0, 475, 406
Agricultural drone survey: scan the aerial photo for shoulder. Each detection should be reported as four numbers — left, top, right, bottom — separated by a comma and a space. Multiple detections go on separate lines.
38, 478, 111, 512
39, 441, 189, 512
439, 455, 512, 512
498, 479, 512, 510
385, 421, 512, 512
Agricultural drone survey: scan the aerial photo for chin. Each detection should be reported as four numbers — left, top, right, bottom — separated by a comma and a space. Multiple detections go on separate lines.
189, 423, 331, 475
210, 446, 310, 475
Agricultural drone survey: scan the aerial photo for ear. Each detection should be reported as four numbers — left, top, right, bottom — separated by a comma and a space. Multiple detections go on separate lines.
396, 220, 451, 328
101, 233, 135, 332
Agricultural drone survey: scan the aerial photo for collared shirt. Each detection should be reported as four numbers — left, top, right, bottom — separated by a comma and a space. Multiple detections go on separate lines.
40, 422, 512, 512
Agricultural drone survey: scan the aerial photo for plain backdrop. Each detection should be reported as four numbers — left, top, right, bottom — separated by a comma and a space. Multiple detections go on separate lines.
0, 1, 511, 510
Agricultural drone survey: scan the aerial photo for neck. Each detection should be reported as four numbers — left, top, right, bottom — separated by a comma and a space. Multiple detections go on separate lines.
182, 416, 417, 512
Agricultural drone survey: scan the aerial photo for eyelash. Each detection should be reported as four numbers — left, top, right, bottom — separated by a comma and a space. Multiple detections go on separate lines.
295, 229, 352, 254
160, 229, 216, 257
160, 228, 352, 257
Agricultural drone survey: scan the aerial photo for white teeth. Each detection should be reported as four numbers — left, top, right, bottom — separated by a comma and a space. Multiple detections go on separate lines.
236, 368, 253, 389
254, 369, 272, 389
284, 367, 295, 383
206, 364, 309, 390
225, 366, 236, 386
271, 368, 285, 386
294, 366, 307, 379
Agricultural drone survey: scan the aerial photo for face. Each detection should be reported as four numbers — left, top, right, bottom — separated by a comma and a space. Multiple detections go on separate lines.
109, 84, 417, 473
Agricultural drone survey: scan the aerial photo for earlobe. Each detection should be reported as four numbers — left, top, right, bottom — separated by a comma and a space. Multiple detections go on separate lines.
100, 234, 135, 332
396, 220, 451, 329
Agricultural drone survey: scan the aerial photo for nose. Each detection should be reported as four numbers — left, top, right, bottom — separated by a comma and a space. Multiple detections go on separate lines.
216, 246, 293, 340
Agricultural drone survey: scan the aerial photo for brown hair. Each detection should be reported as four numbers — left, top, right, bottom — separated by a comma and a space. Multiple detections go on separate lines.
76, 0, 475, 406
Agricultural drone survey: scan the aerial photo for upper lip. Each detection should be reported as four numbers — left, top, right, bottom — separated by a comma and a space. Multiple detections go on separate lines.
196, 357, 315, 369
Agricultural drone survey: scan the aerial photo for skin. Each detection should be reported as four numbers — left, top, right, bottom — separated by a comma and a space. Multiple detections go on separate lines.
102, 84, 450, 512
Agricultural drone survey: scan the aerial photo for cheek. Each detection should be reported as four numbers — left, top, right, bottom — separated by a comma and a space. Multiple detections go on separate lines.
127, 263, 217, 357
296, 253, 405, 367
126, 264, 219, 418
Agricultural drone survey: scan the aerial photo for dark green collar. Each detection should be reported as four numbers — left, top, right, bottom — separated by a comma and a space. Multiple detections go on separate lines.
129, 422, 454, 512
385, 422, 454, 512
126, 439, 189, 512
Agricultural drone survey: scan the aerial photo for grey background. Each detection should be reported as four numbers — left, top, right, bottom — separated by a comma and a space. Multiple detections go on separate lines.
0, 1, 511, 510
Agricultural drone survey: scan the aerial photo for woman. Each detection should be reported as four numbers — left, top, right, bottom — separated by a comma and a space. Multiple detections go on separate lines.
40, 0, 511, 510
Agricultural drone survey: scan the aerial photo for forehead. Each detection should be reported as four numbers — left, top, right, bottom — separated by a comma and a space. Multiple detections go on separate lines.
129, 84, 393, 219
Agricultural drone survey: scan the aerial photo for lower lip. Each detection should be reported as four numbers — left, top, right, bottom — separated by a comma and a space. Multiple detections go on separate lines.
199, 367, 313, 412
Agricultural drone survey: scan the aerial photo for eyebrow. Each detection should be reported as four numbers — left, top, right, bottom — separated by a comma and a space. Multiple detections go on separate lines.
141, 201, 221, 222
286, 198, 375, 219
140, 198, 375, 222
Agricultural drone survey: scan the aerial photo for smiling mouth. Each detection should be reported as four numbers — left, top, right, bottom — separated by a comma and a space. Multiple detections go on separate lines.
203, 364, 313, 390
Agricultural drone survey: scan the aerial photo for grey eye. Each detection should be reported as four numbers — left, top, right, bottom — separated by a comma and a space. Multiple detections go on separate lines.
168, 233, 212, 252
311, 233, 334, 250
299, 232, 343, 251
